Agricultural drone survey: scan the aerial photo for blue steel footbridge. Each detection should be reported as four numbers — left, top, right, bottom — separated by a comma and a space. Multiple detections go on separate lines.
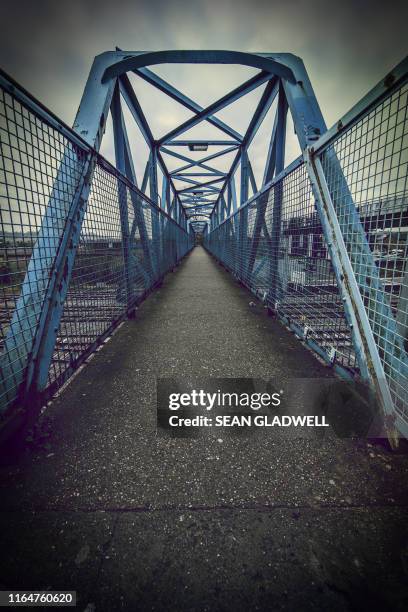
0, 50, 408, 441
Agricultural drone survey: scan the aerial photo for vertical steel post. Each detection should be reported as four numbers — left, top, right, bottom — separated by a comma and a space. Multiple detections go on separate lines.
111, 84, 133, 308
268, 84, 288, 303
237, 148, 249, 277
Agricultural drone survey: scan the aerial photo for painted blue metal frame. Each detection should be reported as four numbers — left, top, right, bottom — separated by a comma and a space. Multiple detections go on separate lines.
2, 49, 405, 442
157, 71, 272, 145
74, 50, 324, 236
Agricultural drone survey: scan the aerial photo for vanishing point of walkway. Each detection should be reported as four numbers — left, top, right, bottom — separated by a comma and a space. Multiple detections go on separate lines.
0, 247, 407, 611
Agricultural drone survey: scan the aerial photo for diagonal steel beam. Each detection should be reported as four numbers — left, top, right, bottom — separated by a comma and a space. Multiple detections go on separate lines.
173, 172, 227, 177
243, 77, 279, 148
114, 46, 244, 144
181, 197, 216, 204
183, 202, 216, 209
167, 144, 239, 174
248, 160, 258, 195
179, 176, 227, 193
166, 140, 239, 146
209, 147, 241, 224
210, 79, 279, 222
161, 146, 221, 174
184, 209, 215, 214
141, 154, 151, 193
158, 71, 272, 145
246, 84, 288, 280
186, 206, 211, 217
119, 74, 154, 146
111, 85, 156, 283
133, 66, 243, 141
173, 176, 203, 186
174, 178, 221, 194
182, 189, 220, 195
118, 73, 185, 223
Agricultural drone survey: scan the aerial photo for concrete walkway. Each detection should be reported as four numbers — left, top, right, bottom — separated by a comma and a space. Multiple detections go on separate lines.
0, 247, 407, 611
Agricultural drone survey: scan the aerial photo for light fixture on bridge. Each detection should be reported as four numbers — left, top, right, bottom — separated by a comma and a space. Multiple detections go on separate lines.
188, 143, 208, 152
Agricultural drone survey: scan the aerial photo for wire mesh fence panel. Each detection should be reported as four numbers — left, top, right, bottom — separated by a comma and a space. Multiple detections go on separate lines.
48, 160, 192, 391
46, 162, 127, 389
317, 76, 408, 425
2, 57, 406, 432
0, 83, 88, 411
205, 163, 357, 373
0, 75, 193, 413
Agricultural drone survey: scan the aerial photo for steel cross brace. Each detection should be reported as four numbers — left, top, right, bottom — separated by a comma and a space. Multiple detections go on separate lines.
134, 66, 243, 141
210, 78, 279, 226
167, 145, 239, 175
244, 84, 287, 282
162, 146, 238, 180
111, 84, 155, 292
158, 71, 273, 145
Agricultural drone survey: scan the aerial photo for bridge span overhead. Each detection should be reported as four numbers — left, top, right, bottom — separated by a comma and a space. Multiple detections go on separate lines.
0, 51, 408, 610
1, 50, 407, 438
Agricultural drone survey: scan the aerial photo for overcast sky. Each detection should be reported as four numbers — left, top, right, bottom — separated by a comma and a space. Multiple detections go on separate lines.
0, 0, 407, 199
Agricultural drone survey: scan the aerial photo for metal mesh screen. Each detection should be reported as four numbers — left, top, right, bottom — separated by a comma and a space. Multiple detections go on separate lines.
47, 160, 192, 391
0, 83, 88, 410
0, 77, 192, 413
317, 76, 408, 424
206, 70, 408, 433
205, 163, 356, 374
1, 61, 406, 434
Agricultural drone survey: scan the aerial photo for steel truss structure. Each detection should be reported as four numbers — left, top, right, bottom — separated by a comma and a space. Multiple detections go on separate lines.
71, 50, 327, 234
0, 51, 407, 440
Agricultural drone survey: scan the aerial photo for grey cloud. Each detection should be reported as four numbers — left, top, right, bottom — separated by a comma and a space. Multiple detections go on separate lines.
0, 0, 406, 189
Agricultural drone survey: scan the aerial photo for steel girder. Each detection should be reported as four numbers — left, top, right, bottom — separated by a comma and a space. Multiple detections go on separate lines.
73, 50, 320, 235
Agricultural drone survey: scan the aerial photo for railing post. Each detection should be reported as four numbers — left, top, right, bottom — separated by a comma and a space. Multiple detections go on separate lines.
111, 84, 134, 309
238, 148, 249, 278
305, 148, 400, 436
268, 85, 288, 303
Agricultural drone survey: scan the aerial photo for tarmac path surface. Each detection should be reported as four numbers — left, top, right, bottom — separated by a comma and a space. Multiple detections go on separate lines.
1, 247, 407, 611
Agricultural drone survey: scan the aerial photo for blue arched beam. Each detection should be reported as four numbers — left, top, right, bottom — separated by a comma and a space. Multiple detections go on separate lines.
102, 50, 296, 84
